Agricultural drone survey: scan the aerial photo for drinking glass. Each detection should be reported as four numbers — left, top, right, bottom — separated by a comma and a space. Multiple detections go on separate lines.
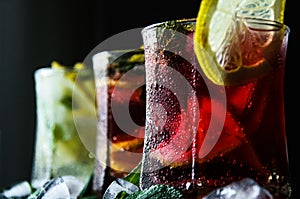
140, 18, 291, 199
92, 48, 146, 196
31, 65, 96, 189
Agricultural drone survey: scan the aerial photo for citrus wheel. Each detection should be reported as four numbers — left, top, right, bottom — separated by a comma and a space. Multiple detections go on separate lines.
194, 0, 286, 86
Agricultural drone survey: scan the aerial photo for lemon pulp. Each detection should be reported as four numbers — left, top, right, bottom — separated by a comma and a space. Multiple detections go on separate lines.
194, 0, 286, 86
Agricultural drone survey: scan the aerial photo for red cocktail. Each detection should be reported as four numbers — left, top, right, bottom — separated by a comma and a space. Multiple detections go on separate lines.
140, 18, 291, 199
93, 49, 146, 196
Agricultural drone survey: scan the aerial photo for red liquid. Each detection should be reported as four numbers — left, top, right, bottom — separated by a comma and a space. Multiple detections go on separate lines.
93, 50, 146, 196
140, 21, 291, 198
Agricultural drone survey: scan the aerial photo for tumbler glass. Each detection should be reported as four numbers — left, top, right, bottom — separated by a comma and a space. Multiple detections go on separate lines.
140, 18, 291, 199
31, 64, 96, 189
92, 48, 146, 196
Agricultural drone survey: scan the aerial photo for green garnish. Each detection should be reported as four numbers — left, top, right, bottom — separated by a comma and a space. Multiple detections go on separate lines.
123, 161, 142, 187
60, 94, 73, 110
124, 184, 184, 199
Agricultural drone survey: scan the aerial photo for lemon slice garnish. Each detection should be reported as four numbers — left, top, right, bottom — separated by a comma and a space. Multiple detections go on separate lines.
194, 0, 286, 86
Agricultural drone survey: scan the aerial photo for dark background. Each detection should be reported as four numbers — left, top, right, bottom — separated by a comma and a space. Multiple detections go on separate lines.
0, 0, 298, 198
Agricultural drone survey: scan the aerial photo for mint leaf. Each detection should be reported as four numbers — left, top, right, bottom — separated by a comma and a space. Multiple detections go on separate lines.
125, 184, 184, 199
123, 161, 142, 187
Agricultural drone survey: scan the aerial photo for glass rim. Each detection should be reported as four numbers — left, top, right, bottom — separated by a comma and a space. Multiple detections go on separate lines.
141, 18, 197, 33
92, 48, 142, 61
34, 65, 88, 79
34, 67, 64, 77
141, 17, 289, 33
238, 17, 290, 32
92, 48, 145, 71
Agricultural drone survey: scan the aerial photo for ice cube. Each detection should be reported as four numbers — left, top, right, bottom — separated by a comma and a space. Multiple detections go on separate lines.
61, 175, 85, 199
102, 178, 139, 199
28, 177, 70, 199
1, 181, 31, 198
203, 178, 273, 199
227, 82, 256, 115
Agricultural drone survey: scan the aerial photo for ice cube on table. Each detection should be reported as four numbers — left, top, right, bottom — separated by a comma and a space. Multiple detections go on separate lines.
28, 175, 85, 199
28, 176, 70, 199
203, 178, 273, 199
1, 181, 31, 198
61, 175, 85, 199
